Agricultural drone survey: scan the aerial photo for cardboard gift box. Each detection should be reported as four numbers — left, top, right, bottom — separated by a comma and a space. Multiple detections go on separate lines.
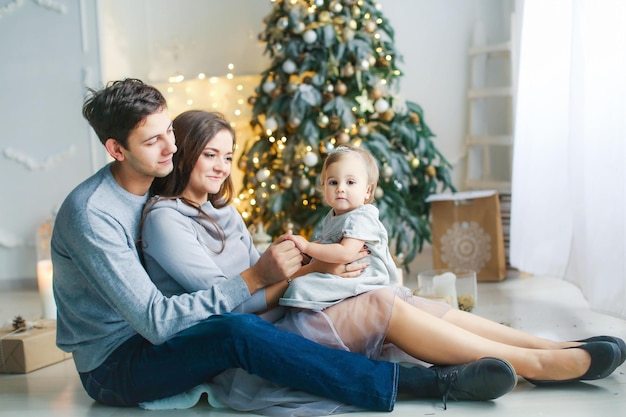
0, 319, 72, 374
426, 190, 506, 281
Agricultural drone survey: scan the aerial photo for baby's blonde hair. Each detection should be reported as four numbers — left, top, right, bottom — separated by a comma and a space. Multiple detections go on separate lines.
320, 144, 379, 204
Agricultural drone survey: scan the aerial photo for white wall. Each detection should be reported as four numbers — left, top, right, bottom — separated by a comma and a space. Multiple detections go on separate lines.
0, 0, 513, 287
0, 0, 101, 288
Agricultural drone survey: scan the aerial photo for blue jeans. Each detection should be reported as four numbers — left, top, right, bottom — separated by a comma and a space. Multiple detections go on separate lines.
79, 314, 420, 411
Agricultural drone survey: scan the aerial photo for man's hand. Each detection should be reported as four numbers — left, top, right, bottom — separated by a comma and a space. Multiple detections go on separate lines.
241, 232, 303, 293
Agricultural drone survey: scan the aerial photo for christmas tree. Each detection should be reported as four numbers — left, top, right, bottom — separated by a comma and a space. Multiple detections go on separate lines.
236, 0, 455, 266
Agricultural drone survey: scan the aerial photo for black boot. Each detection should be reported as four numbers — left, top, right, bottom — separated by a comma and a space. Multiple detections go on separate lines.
431, 357, 517, 410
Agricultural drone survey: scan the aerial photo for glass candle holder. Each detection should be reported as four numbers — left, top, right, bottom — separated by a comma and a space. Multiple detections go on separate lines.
417, 268, 478, 312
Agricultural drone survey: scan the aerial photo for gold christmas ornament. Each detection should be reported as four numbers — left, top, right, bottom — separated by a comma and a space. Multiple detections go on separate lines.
341, 63, 355, 78
411, 157, 420, 169
337, 131, 351, 144
329, 115, 341, 131
342, 28, 355, 42
322, 91, 335, 104
280, 175, 293, 189
319, 11, 331, 23
425, 165, 437, 177
379, 109, 395, 121
409, 112, 421, 124
269, 86, 283, 99
381, 164, 393, 178
370, 86, 383, 100
334, 81, 347, 95
364, 20, 377, 33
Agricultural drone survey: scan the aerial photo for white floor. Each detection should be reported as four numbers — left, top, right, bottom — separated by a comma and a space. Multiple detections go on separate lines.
1, 274, 625, 417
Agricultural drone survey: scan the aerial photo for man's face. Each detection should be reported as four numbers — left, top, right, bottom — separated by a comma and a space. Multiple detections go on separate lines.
122, 108, 177, 179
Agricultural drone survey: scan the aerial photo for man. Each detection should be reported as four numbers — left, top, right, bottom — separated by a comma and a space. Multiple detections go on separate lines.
52, 78, 516, 410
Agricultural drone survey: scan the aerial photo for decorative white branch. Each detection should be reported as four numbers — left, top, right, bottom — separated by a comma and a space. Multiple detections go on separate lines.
0, 230, 27, 249
0, 0, 67, 20
34, 0, 67, 14
3, 145, 76, 171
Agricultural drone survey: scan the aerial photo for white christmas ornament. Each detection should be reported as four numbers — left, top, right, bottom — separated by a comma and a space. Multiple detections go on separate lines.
303, 152, 319, 167
265, 117, 278, 132
374, 98, 390, 113
262, 81, 277, 94
282, 59, 297, 74
256, 168, 271, 181
303, 29, 318, 44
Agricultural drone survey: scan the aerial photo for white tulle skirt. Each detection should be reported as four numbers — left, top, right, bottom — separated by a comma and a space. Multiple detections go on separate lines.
141, 287, 452, 416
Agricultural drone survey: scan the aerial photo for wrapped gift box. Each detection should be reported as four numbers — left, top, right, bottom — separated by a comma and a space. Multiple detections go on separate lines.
426, 190, 506, 281
0, 319, 72, 374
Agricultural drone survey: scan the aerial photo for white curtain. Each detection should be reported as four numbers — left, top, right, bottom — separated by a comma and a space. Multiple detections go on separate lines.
510, 0, 626, 319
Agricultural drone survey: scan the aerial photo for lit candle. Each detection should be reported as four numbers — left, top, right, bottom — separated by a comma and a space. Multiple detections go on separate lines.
37, 259, 56, 319
433, 272, 459, 309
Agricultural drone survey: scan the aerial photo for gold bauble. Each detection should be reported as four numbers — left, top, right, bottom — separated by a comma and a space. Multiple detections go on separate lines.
335, 81, 347, 96
425, 165, 437, 178
409, 112, 421, 124
329, 115, 341, 131
379, 109, 395, 122
370, 86, 383, 100
337, 131, 351, 144
319, 11, 331, 23
364, 20, 377, 33
410, 157, 420, 169
280, 176, 293, 189
341, 63, 355, 78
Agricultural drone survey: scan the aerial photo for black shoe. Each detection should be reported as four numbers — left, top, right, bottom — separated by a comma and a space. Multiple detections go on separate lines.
525, 341, 621, 386
432, 357, 517, 410
574, 336, 626, 366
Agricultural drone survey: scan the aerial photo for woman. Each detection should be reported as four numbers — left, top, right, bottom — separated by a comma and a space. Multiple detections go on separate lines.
141, 110, 624, 413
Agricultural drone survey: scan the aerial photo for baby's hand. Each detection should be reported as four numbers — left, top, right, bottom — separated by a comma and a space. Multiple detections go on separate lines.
288, 234, 309, 254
